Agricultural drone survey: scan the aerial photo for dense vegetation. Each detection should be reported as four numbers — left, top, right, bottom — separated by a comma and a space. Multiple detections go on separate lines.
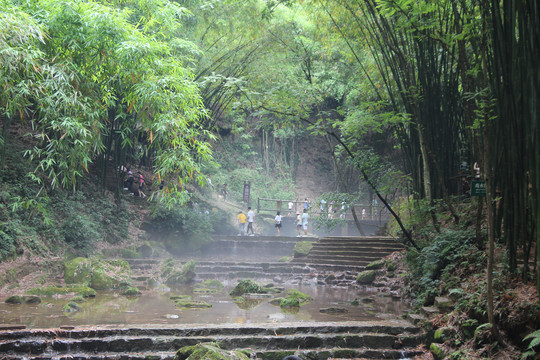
1, 0, 539, 357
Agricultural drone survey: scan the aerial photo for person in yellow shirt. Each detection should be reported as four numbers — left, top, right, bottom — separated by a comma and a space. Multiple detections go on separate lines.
237, 211, 247, 236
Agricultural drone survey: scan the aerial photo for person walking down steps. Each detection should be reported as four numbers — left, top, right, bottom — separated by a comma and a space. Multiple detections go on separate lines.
274, 211, 282, 236
296, 211, 302, 237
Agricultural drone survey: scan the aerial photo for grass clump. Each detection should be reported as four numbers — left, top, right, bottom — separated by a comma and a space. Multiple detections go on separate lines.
293, 241, 313, 258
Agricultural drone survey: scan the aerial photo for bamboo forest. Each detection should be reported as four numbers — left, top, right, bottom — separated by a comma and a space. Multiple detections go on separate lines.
0, 0, 539, 359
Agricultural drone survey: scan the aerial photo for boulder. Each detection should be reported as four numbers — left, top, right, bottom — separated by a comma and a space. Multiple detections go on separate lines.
356, 270, 376, 284
64, 258, 131, 290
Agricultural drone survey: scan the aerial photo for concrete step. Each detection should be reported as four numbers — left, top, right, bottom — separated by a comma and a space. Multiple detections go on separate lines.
0, 321, 425, 359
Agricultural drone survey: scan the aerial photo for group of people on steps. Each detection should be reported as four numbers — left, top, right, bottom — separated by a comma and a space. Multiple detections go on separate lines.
236, 206, 310, 237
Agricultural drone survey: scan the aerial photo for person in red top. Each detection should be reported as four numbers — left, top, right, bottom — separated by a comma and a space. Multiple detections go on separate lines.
138, 172, 146, 198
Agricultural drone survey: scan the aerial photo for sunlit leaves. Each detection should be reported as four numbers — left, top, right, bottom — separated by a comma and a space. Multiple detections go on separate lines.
0, 0, 214, 205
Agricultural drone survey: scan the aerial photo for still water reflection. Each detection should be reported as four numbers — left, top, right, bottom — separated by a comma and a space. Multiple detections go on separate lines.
0, 282, 409, 329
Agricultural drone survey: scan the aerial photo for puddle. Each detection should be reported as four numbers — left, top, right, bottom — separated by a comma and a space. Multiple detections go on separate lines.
0, 282, 409, 329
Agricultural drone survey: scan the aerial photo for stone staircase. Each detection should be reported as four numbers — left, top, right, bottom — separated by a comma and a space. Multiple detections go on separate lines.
0, 321, 425, 359
128, 259, 364, 287
182, 235, 318, 261
298, 236, 406, 266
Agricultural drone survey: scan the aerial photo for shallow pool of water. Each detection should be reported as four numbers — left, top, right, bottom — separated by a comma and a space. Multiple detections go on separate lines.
0, 282, 409, 329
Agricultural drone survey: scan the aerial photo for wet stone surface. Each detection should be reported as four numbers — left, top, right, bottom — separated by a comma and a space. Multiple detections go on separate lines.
0, 282, 409, 329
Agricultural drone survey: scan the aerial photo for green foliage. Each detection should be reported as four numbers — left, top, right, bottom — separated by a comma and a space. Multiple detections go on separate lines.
151, 203, 217, 253
211, 166, 295, 206
61, 214, 101, 255
522, 330, 540, 360
405, 228, 476, 306
0, 221, 19, 260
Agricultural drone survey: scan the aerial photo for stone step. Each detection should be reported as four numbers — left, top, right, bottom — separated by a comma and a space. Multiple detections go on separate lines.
311, 244, 404, 251
308, 250, 402, 258
0, 333, 424, 354
0, 322, 422, 339
0, 321, 424, 359
320, 236, 398, 242
302, 259, 373, 266
0, 348, 427, 360
307, 254, 388, 262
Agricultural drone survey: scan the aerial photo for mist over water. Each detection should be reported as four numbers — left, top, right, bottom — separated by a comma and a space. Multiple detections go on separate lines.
0, 282, 408, 329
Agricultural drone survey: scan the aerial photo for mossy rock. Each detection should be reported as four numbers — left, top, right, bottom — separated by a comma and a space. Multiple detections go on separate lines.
356, 270, 376, 284
175, 342, 249, 360
365, 259, 385, 270
280, 298, 300, 308
174, 299, 212, 309
285, 289, 312, 304
120, 286, 142, 296
90, 259, 131, 290
64, 257, 93, 284
64, 258, 131, 290
293, 241, 313, 258
5, 295, 24, 304
71, 295, 85, 303
229, 279, 264, 296
320, 307, 348, 313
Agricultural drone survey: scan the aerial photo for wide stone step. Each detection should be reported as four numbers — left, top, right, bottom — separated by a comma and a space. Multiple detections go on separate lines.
303, 259, 373, 266
320, 236, 398, 242
0, 321, 423, 359
307, 254, 384, 262
308, 249, 402, 258
1, 333, 423, 354
311, 244, 404, 251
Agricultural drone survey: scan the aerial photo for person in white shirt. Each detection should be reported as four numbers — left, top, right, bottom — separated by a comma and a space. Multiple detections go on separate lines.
274, 211, 282, 236
246, 207, 255, 235
301, 209, 310, 236
295, 212, 302, 236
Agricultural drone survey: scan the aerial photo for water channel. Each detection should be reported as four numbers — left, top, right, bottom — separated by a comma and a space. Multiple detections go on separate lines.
0, 281, 409, 329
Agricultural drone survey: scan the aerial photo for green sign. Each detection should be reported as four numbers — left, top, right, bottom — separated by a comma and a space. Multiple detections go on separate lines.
471, 180, 486, 197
